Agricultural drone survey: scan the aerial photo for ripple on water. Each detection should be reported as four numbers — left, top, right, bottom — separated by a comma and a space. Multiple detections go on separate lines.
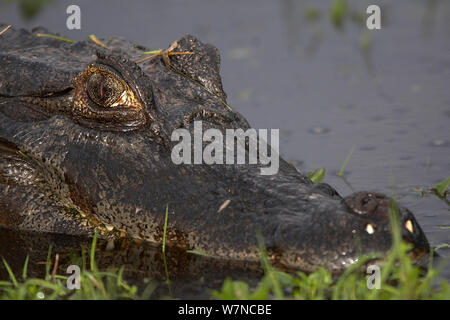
359, 145, 377, 151
430, 139, 449, 147
369, 115, 386, 122
309, 127, 330, 135
399, 155, 413, 161
394, 129, 408, 135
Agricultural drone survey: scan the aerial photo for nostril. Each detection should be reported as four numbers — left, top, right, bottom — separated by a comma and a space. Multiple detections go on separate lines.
343, 191, 388, 217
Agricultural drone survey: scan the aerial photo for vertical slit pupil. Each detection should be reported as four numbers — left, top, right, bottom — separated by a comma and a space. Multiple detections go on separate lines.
86, 72, 123, 107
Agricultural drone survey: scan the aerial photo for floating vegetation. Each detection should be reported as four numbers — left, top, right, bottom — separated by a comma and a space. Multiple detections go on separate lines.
88, 34, 111, 49
136, 40, 194, 65
434, 177, 450, 199
35, 33, 76, 43
0, 25, 11, 36
308, 168, 325, 183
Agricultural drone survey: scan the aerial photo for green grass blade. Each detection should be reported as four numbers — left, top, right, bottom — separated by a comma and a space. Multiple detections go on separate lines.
22, 255, 29, 281
2, 258, 18, 288
143, 49, 162, 54
308, 168, 325, 183
256, 231, 284, 299
337, 145, 355, 177
162, 204, 169, 255
435, 177, 450, 197
90, 231, 98, 272
35, 33, 76, 43
186, 250, 210, 257
45, 245, 53, 281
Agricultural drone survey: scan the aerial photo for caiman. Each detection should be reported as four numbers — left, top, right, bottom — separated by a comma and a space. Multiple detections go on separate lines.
0, 24, 430, 272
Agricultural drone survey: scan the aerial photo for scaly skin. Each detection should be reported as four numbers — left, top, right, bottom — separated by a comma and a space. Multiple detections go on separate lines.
0, 25, 429, 272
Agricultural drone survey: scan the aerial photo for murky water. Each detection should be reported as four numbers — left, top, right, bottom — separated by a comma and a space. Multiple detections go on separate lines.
0, 0, 449, 295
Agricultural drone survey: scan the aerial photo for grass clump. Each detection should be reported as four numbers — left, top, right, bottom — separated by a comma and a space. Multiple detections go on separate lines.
0, 232, 155, 300
1, 205, 448, 300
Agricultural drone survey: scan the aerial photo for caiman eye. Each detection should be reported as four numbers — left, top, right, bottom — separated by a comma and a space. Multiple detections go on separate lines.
86, 73, 125, 107
72, 62, 148, 131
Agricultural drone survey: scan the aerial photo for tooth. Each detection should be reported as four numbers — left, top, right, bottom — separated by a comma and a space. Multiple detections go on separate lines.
405, 220, 414, 233
365, 223, 375, 234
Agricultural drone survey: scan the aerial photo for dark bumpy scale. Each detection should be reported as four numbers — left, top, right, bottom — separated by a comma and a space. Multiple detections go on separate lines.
0, 25, 430, 272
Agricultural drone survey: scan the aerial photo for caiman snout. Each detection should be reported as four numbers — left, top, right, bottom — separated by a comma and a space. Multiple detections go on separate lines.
343, 191, 430, 254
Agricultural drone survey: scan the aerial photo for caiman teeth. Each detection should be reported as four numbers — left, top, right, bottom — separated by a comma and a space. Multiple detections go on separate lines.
365, 223, 375, 234
405, 220, 414, 233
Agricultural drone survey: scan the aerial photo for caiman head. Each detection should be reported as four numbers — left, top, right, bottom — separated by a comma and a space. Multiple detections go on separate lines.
0, 25, 430, 272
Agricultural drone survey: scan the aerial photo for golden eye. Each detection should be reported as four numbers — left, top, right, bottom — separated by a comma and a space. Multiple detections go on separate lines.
86, 72, 125, 107
72, 63, 148, 131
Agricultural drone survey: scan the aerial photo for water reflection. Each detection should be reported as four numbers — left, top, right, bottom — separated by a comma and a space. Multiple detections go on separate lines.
279, 0, 376, 74
279, 0, 323, 57
422, 0, 438, 38
2, 0, 54, 20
